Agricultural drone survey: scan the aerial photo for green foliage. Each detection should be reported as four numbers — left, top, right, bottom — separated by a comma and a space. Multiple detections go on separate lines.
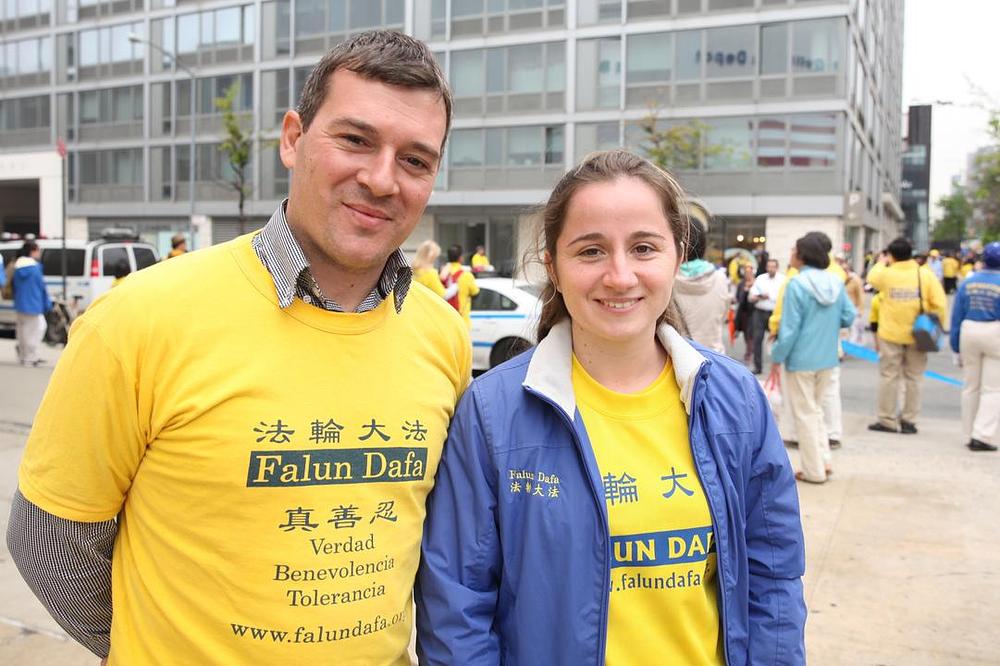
970, 110, 1000, 241
634, 107, 733, 172
932, 181, 972, 243
214, 82, 254, 233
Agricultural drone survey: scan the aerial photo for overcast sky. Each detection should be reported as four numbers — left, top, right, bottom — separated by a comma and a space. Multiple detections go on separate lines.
902, 0, 999, 220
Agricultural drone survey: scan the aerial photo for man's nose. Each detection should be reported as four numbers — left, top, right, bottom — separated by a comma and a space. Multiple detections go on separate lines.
357, 150, 400, 198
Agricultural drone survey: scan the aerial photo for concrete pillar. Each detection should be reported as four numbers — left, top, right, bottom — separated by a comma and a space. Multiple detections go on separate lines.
765, 217, 843, 273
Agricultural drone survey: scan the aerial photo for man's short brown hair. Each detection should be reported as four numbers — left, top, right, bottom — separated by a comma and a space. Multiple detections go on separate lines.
296, 30, 452, 149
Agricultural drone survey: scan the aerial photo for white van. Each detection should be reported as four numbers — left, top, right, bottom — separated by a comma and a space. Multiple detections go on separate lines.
0, 233, 159, 333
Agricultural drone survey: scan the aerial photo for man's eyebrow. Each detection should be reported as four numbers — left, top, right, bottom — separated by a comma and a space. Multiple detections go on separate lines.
330, 116, 441, 163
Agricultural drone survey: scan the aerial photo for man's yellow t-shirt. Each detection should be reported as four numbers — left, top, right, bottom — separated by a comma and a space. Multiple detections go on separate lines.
572, 356, 723, 666
942, 256, 959, 279
471, 252, 490, 271
18, 235, 471, 664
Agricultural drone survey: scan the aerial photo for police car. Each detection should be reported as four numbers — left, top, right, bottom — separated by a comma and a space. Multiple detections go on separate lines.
469, 277, 542, 372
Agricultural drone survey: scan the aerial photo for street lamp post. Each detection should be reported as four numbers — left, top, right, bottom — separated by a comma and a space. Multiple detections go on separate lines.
129, 33, 196, 249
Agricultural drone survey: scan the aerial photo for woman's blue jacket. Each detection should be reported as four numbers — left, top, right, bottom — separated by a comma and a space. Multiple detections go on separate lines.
416, 320, 807, 665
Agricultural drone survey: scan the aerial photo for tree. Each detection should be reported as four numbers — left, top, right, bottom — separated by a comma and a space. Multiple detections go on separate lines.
214, 82, 253, 235
970, 110, 1000, 242
932, 180, 972, 243
634, 105, 734, 172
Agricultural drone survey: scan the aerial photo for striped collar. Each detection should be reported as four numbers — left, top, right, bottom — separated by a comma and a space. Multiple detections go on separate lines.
252, 200, 411, 313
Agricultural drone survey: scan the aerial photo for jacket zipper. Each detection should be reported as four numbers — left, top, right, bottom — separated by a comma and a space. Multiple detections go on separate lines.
524, 387, 611, 666
687, 368, 732, 665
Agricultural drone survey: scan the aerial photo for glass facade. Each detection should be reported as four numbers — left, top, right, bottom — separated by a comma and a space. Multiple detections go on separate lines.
0, 0, 901, 251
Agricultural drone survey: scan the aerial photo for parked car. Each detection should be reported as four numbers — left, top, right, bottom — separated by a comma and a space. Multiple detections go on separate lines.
0, 231, 160, 334
469, 277, 542, 372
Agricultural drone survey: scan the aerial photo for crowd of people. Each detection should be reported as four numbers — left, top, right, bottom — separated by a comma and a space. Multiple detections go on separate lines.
4, 27, 998, 666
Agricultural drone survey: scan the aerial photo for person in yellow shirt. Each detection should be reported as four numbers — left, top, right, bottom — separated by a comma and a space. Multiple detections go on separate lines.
412, 240, 446, 297
960, 256, 975, 280
470, 245, 491, 273
866, 237, 948, 435
166, 233, 187, 258
8, 31, 471, 665
942, 252, 960, 294
441, 244, 479, 327
416, 149, 805, 665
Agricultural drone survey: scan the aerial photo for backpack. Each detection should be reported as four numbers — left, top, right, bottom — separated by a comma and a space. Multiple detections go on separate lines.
442, 266, 464, 312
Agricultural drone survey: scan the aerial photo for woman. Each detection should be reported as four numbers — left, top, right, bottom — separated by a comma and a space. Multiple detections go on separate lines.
769, 235, 855, 484
412, 240, 447, 296
734, 264, 756, 364
416, 150, 806, 665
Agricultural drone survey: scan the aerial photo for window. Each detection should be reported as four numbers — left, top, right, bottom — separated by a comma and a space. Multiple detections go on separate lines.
294, 0, 403, 53
133, 247, 157, 269
575, 121, 619, 161
577, 0, 620, 25
40, 249, 84, 276
627, 32, 671, 84
788, 114, 836, 167
450, 129, 484, 167
471, 288, 517, 311
705, 117, 752, 170
451, 0, 565, 36
760, 23, 787, 75
75, 22, 141, 80
792, 18, 843, 74
101, 246, 129, 275
576, 37, 620, 110
675, 30, 701, 80
704, 25, 755, 78
756, 116, 785, 167
451, 43, 564, 115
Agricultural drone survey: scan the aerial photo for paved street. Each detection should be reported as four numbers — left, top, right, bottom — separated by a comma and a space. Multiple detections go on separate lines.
1, 336, 997, 665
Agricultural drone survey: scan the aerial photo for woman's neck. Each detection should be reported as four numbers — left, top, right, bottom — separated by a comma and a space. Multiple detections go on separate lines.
571, 324, 668, 393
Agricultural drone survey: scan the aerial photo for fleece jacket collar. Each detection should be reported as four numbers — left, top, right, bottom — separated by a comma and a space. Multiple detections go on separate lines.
522, 319, 708, 421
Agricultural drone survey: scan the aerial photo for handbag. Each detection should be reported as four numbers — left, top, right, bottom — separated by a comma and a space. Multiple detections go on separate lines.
761, 364, 783, 415
911, 267, 942, 352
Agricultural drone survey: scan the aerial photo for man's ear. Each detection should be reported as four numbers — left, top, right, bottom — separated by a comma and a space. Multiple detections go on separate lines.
279, 110, 304, 170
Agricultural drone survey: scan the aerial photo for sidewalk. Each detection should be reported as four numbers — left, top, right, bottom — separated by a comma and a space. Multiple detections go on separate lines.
797, 411, 999, 665
1, 338, 998, 664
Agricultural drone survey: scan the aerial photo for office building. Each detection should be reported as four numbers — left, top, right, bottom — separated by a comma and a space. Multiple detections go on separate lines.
0, 0, 903, 269
900, 104, 930, 252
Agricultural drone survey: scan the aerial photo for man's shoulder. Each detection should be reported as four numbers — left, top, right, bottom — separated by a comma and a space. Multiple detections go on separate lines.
402, 281, 467, 334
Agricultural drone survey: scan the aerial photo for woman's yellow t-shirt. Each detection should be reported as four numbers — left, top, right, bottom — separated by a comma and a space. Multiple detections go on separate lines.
572, 356, 724, 666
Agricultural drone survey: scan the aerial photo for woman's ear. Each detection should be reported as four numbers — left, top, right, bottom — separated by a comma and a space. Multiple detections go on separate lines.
544, 250, 559, 291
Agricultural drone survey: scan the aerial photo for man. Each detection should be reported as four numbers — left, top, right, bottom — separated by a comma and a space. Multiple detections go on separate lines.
470, 244, 491, 273
927, 249, 944, 283
949, 241, 1000, 452
942, 251, 960, 294
166, 233, 187, 258
8, 31, 470, 665
12, 240, 52, 366
667, 215, 730, 353
748, 258, 784, 374
866, 237, 948, 434
442, 243, 479, 327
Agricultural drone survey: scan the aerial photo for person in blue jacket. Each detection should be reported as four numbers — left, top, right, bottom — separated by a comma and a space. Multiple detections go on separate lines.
770, 234, 856, 484
950, 241, 1000, 452
416, 150, 806, 666
12, 240, 52, 366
